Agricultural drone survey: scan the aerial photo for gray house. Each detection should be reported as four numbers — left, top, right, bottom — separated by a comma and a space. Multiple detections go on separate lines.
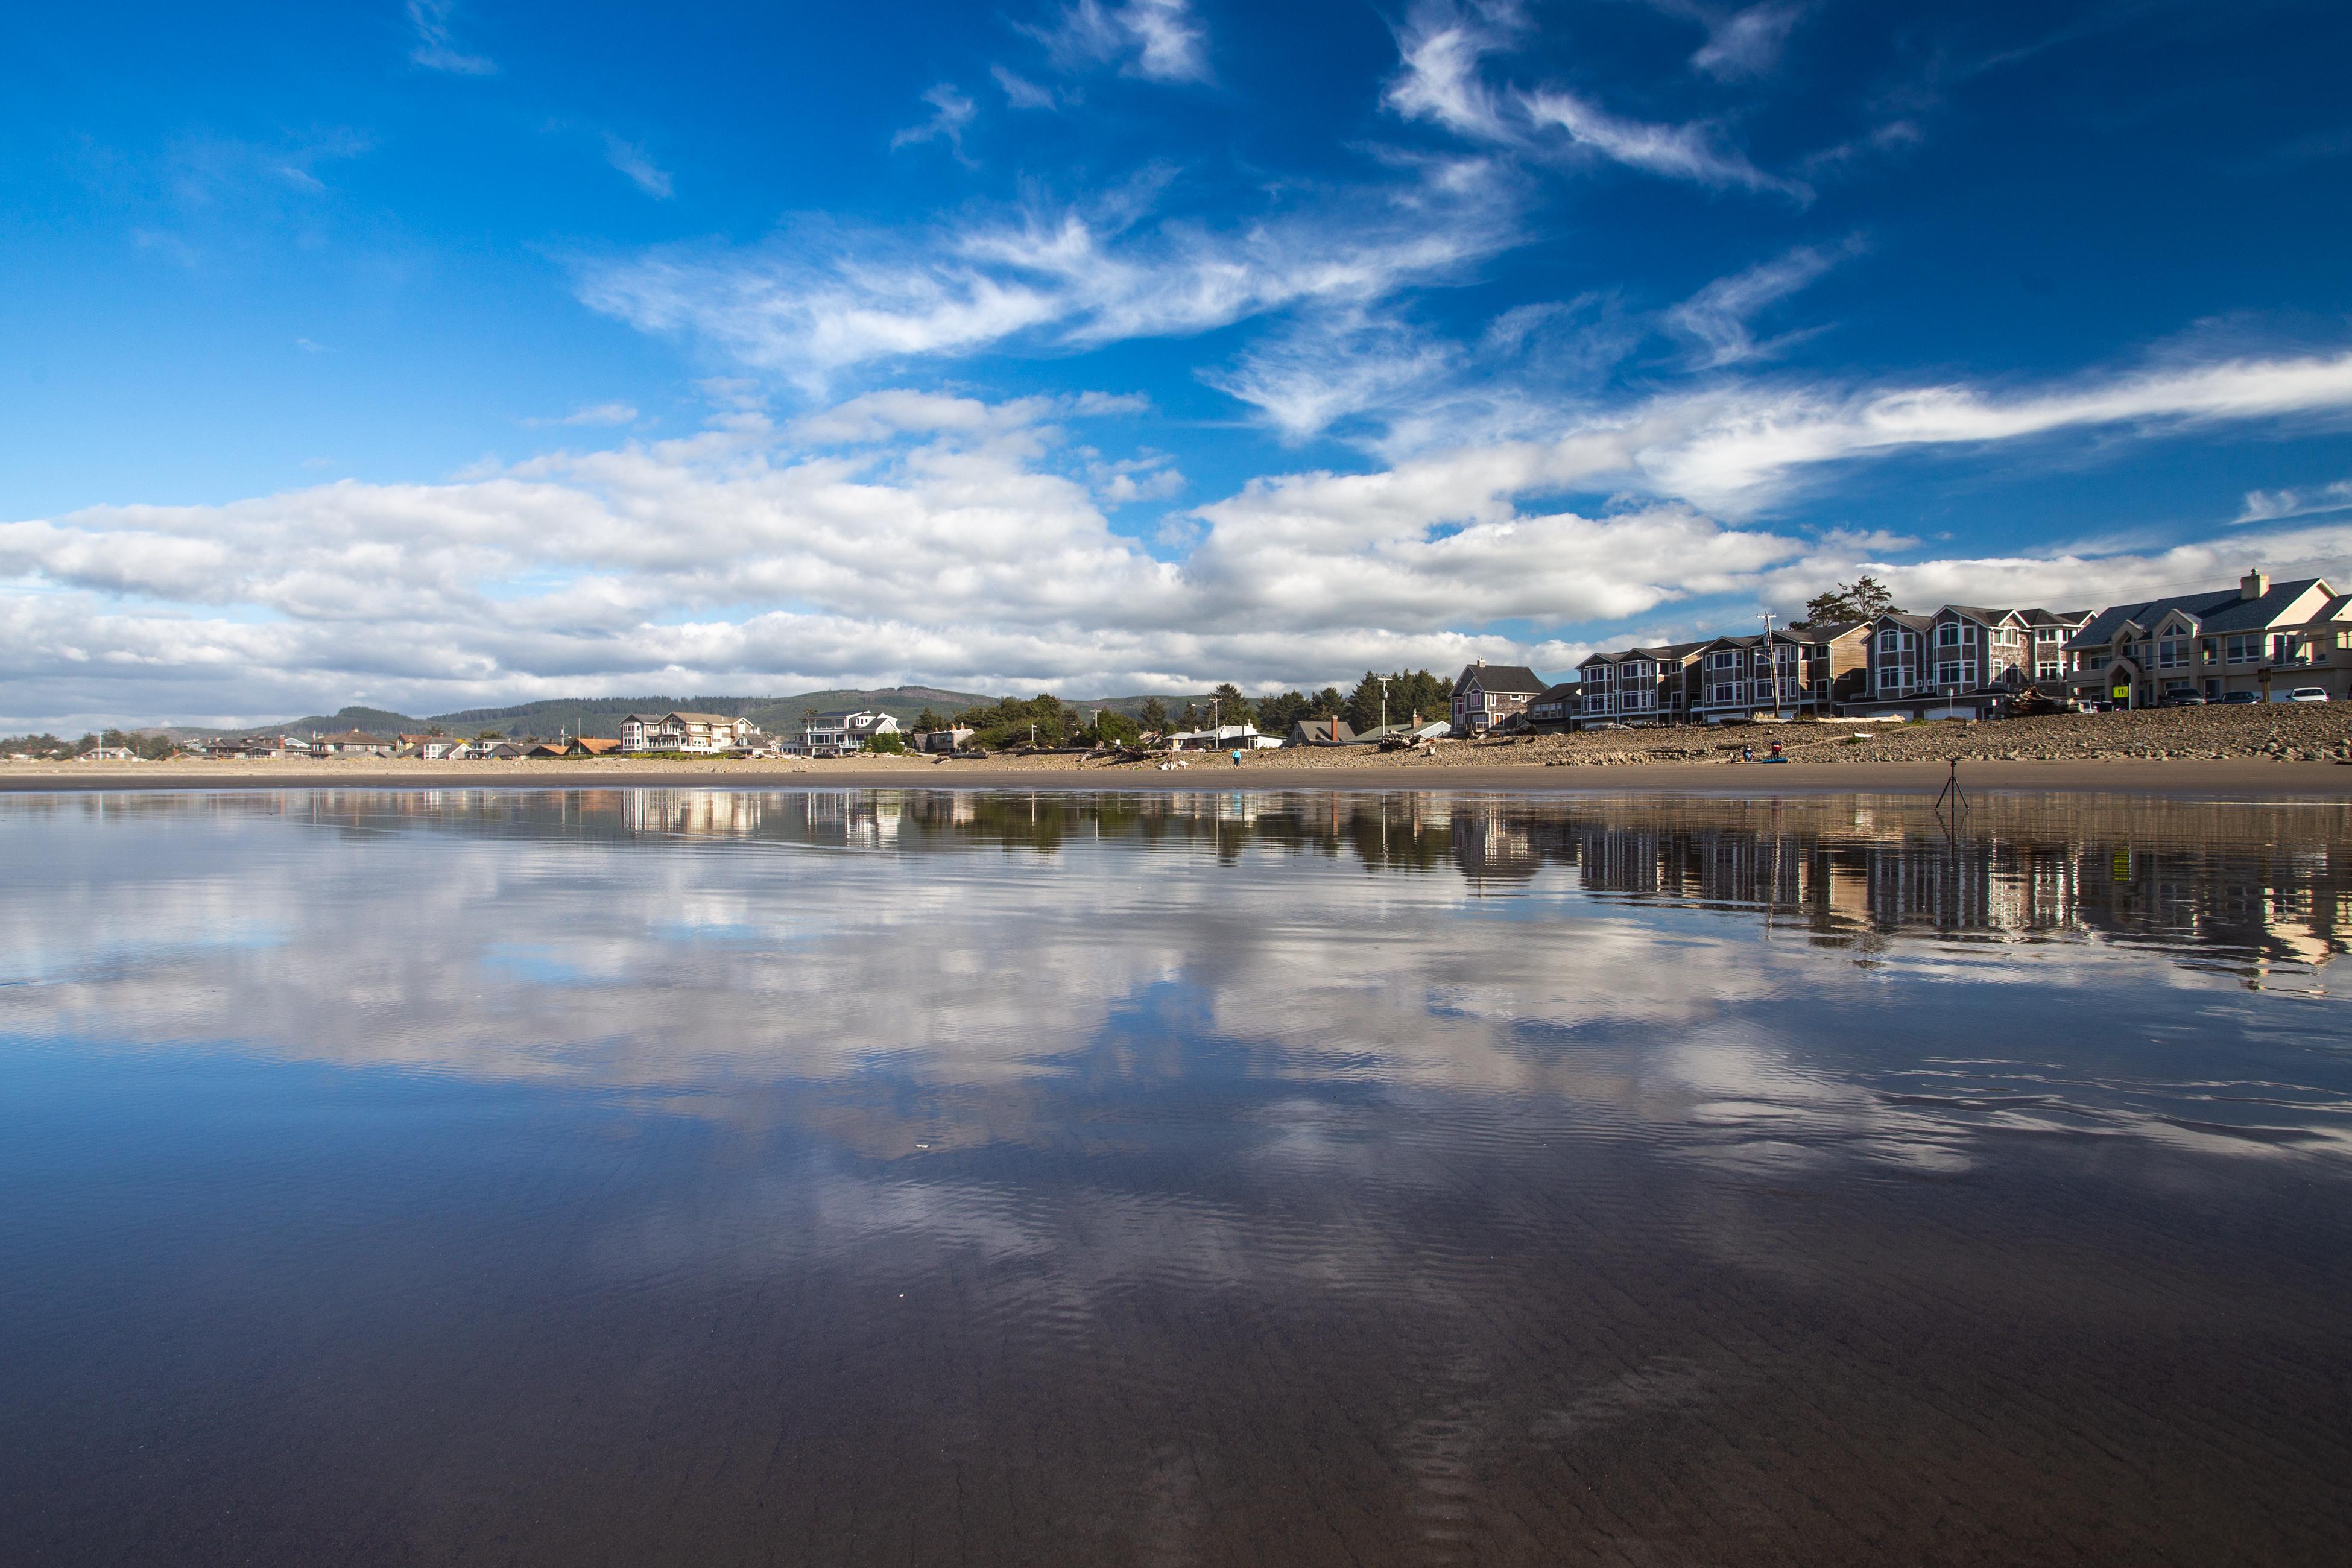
1450, 660, 1546, 735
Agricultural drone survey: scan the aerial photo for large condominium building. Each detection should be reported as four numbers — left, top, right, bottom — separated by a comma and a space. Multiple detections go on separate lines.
1851, 605, 2093, 719
2066, 571, 2350, 707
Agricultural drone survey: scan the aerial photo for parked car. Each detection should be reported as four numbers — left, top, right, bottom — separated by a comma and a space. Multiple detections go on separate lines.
2218, 691, 2260, 705
2287, 688, 2330, 703
2159, 693, 2206, 707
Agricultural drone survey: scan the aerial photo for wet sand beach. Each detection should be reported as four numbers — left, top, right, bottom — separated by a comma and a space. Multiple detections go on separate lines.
2, 787, 2348, 1565
10, 751, 2351, 797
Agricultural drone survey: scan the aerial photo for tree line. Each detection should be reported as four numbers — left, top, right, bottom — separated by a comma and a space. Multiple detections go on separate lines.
906, 669, 1455, 748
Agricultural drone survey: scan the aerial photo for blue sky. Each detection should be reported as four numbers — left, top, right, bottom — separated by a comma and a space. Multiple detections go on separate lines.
4, 0, 2351, 726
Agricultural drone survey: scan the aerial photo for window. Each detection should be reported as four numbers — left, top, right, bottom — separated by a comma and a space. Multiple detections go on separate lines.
1711, 651, 1737, 670
2225, 634, 2257, 663
2157, 639, 2184, 669
1878, 629, 1900, 651
1711, 683, 1736, 704
1938, 622, 1962, 646
1936, 661, 1964, 686
2199, 638, 2217, 662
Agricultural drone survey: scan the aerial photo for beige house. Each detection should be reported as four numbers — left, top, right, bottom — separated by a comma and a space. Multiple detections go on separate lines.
2066, 571, 2348, 707
1685, 623, 1871, 722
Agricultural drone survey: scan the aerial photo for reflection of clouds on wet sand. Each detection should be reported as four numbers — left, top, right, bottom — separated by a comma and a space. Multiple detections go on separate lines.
0, 788, 2347, 1185
7, 788, 2352, 1566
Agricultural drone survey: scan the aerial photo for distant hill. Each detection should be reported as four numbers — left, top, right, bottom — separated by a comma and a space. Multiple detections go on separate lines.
154, 686, 1265, 741
166, 687, 997, 742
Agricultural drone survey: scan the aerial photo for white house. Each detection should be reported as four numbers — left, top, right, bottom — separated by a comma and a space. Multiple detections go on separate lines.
794, 710, 902, 757
619, 712, 757, 754
1166, 724, 1282, 751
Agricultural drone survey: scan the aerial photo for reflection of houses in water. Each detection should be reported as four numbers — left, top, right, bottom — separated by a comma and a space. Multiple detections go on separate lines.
1452, 806, 1541, 882
627, 790, 765, 838
1547, 798, 2347, 984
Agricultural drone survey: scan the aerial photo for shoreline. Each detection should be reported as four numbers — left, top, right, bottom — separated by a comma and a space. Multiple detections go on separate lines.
7, 756, 2351, 799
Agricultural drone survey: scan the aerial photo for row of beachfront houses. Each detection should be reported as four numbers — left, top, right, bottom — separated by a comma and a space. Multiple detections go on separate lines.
1449, 569, 2352, 734
198, 709, 895, 761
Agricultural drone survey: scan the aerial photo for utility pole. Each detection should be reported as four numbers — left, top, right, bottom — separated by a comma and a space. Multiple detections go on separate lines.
1379, 676, 1390, 733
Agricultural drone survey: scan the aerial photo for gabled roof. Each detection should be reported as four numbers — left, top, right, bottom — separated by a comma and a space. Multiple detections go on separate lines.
1874, 612, 1938, 631
1532, 681, 1578, 702
2069, 580, 2330, 648
670, 711, 739, 724
1458, 663, 1546, 694
1287, 717, 1357, 741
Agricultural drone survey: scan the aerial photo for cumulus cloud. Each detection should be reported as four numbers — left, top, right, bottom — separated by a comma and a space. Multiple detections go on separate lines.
576, 160, 1519, 387
603, 135, 674, 198
407, 0, 495, 75
1022, 0, 1210, 84
10, 345, 2352, 727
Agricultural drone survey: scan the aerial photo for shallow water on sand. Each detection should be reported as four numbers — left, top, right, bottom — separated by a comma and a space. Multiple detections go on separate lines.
2, 787, 2349, 1566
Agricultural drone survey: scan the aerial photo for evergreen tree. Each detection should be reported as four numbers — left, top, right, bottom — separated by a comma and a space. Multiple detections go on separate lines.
1139, 697, 1169, 733
1797, 575, 1903, 628
1209, 683, 1255, 727
1256, 691, 1310, 735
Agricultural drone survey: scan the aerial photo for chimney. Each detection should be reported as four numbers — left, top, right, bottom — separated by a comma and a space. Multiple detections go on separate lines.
2242, 568, 2268, 601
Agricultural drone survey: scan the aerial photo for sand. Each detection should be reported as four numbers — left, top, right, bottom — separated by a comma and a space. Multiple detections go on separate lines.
8, 752, 2351, 798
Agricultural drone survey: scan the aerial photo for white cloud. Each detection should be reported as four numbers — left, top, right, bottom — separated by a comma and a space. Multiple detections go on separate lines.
406, 0, 495, 75
10, 346, 2352, 728
1690, 3, 1806, 81
2234, 478, 2352, 524
1664, 240, 1856, 367
524, 403, 640, 429
1519, 88, 1808, 197
1383, 4, 1519, 142
1023, 0, 1210, 84
1204, 307, 1462, 441
1382, 4, 1806, 197
991, 65, 1058, 109
602, 135, 674, 198
1631, 348, 2352, 513
577, 160, 1519, 388
890, 84, 978, 162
